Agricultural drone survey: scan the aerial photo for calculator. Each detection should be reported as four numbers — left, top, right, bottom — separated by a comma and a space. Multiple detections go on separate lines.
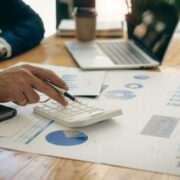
33, 100, 122, 128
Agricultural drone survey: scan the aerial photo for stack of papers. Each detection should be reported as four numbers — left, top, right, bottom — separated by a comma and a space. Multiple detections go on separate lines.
57, 19, 124, 37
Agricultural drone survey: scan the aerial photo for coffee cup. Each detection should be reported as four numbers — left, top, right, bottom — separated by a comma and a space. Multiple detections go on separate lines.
73, 7, 97, 41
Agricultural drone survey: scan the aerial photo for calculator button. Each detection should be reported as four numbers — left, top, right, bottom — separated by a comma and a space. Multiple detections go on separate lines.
71, 113, 91, 121
46, 103, 59, 109
78, 106, 87, 110
33, 100, 122, 127
42, 106, 51, 111
37, 104, 45, 108
71, 103, 79, 107
70, 108, 78, 112
49, 109, 58, 113
90, 110, 104, 116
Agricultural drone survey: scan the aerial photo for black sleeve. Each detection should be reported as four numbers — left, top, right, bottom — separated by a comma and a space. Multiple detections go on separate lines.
0, 0, 45, 58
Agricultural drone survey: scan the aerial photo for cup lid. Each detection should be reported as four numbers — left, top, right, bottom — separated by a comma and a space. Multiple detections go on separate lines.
73, 7, 97, 17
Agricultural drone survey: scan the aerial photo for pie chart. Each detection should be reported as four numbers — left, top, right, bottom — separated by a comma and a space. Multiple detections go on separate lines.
134, 75, 150, 80
105, 90, 136, 100
125, 83, 143, 89
46, 130, 88, 146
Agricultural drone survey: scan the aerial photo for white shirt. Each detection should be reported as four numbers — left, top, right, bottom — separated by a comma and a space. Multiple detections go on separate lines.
0, 29, 12, 58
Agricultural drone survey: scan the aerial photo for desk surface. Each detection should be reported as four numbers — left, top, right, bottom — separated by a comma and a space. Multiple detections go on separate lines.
0, 35, 180, 180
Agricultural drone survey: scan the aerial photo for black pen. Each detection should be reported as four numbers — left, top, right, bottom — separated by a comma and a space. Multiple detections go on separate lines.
46, 80, 80, 103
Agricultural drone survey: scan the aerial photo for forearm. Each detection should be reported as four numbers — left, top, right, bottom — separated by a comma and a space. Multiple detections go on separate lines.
0, 17, 45, 58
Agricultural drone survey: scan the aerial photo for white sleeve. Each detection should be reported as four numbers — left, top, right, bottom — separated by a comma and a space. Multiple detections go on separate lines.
0, 37, 12, 58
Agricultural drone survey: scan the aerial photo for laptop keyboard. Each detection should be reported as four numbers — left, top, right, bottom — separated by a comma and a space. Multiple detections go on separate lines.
97, 41, 150, 65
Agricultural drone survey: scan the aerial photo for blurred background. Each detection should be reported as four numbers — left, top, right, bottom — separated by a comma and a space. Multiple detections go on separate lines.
24, 0, 180, 37
24, 0, 56, 37
24, 0, 128, 37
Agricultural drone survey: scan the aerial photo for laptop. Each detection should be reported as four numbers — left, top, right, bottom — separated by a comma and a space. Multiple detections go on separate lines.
65, 1, 180, 70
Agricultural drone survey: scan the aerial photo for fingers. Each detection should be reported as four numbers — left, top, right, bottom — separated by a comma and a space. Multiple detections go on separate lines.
13, 93, 28, 106
23, 64, 69, 91
14, 81, 68, 106
23, 87, 40, 104
31, 76, 68, 106
1, 64, 69, 106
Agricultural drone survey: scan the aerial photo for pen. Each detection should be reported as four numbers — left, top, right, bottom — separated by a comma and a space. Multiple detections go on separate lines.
46, 80, 80, 103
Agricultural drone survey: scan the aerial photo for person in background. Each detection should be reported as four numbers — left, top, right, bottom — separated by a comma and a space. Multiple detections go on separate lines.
0, 0, 45, 59
0, 0, 68, 106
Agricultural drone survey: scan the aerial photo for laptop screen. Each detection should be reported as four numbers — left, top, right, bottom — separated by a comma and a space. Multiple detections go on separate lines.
127, 1, 180, 63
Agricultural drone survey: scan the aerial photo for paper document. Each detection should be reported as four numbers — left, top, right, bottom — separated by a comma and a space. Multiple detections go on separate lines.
15, 62, 105, 97
0, 69, 180, 176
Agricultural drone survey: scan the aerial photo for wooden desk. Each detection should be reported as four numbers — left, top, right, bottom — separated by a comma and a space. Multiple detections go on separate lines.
0, 35, 180, 180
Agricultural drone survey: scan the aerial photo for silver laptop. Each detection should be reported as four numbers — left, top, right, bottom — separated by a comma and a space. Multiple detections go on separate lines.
65, 2, 179, 70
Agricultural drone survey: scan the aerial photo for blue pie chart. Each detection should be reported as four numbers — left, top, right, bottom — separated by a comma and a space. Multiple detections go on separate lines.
46, 130, 88, 146
125, 83, 143, 89
105, 90, 136, 100
134, 75, 150, 80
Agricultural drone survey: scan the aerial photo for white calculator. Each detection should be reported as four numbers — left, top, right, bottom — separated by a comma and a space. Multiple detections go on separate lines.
33, 100, 122, 128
